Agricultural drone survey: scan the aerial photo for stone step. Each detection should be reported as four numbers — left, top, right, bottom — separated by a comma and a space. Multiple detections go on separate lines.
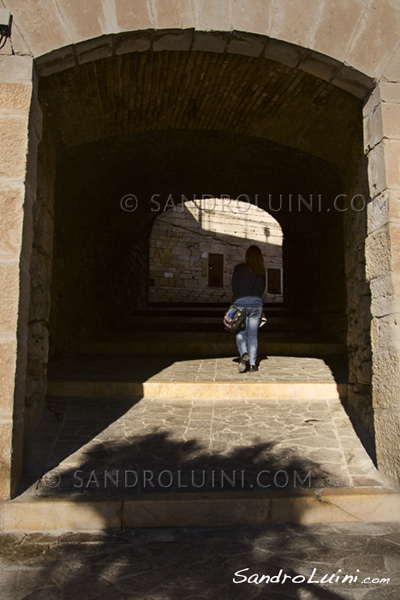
47, 355, 348, 400
4, 488, 400, 531
79, 332, 345, 356
120, 316, 312, 333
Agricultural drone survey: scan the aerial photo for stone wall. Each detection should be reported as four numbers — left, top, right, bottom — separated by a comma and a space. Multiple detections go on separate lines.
149, 199, 283, 304
0, 56, 41, 498
25, 128, 55, 435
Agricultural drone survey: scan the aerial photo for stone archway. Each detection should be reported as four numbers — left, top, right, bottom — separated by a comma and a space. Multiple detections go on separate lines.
1, 0, 400, 498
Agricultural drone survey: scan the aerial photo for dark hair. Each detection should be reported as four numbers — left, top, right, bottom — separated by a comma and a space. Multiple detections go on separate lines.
245, 245, 265, 275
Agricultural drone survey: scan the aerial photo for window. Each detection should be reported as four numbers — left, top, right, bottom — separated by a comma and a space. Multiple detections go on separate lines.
267, 268, 282, 295
208, 253, 224, 287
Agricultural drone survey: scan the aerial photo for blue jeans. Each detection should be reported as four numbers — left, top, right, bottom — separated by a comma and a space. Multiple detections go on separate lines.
235, 306, 263, 367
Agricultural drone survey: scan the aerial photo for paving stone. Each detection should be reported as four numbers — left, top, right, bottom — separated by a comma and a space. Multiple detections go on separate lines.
0, 523, 399, 600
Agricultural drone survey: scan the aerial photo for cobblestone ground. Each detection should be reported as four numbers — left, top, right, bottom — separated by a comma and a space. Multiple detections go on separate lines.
1, 522, 399, 600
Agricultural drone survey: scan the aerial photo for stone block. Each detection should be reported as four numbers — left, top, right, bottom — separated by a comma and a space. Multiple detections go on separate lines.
191, 0, 233, 31
381, 102, 400, 141
364, 103, 383, 151
346, 0, 400, 79
0, 113, 29, 180
0, 421, 13, 499
32, 201, 54, 257
149, 0, 193, 29
383, 43, 400, 82
299, 52, 340, 83
0, 186, 24, 256
114, 30, 153, 55
371, 313, 400, 354
269, 0, 320, 48
365, 226, 392, 281
230, 0, 272, 36
367, 141, 386, 199
0, 260, 21, 333
380, 82, 400, 104
114, 0, 154, 31
0, 337, 17, 417
7, 0, 73, 58
363, 85, 381, 118
367, 191, 390, 233
389, 221, 400, 275
373, 408, 400, 481
226, 31, 266, 58
372, 350, 400, 408
4, 499, 122, 531
35, 46, 76, 77
56, 0, 119, 41
333, 65, 374, 100
0, 55, 33, 84
384, 139, 400, 189
75, 36, 113, 66
264, 38, 305, 68
370, 274, 395, 318
123, 493, 270, 528
0, 83, 32, 111
152, 29, 193, 52
307, 0, 364, 63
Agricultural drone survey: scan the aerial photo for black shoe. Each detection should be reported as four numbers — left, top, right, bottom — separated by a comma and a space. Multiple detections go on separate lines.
249, 365, 258, 372
238, 353, 249, 373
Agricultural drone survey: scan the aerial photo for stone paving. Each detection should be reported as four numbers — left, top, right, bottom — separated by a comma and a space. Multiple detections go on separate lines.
0, 522, 399, 599
20, 392, 384, 499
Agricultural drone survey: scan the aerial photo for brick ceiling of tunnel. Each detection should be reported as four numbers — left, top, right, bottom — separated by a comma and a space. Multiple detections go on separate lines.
40, 50, 361, 168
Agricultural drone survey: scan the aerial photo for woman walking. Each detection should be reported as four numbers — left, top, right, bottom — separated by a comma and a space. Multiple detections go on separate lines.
232, 245, 266, 373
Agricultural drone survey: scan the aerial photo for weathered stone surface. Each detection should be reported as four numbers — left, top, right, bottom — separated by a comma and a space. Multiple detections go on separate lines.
299, 52, 340, 83
333, 64, 374, 99
6, 0, 73, 57
0, 260, 21, 333
364, 103, 384, 151
114, 30, 153, 55
231, 0, 272, 36
34, 46, 76, 77
264, 37, 305, 68
381, 103, 400, 140
365, 226, 392, 281
371, 313, 400, 353
0, 422, 13, 498
381, 81, 400, 104
55, 0, 119, 41
75, 36, 113, 65
370, 274, 395, 318
0, 338, 17, 416
0, 83, 32, 111
0, 114, 30, 180
374, 407, 400, 480
373, 352, 400, 410
308, 0, 365, 63
0, 55, 33, 84
152, 29, 193, 52
346, 0, 400, 79
367, 191, 390, 234
269, 0, 321, 48
0, 186, 24, 256
191, 30, 229, 53
114, 0, 153, 31
226, 31, 266, 58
